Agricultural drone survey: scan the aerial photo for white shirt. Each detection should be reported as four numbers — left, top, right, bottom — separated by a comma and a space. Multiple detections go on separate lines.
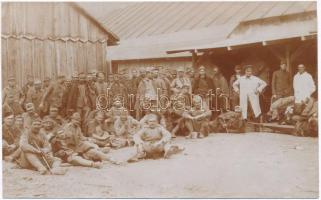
233, 75, 267, 95
143, 79, 157, 100
293, 72, 315, 103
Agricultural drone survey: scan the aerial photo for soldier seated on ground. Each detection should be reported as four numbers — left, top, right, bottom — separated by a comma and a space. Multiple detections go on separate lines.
44, 106, 65, 127
87, 111, 112, 148
291, 96, 318, 137
183, 95, 212, 139
112, 110, 141, 149
105, 99, 127, 133
3, 111, 22, 162
22, 103, 39, 129
63, 112, 119, 164
40, 116, 58, 138
49, 129, 103, 169
282, 95, 316, 126
19, 119, 66, 175
15, 115, 24, 133
128, 114, 184, 162
207, 106, 245, 134
167, 92, 191, 138
2, 93, 24, 116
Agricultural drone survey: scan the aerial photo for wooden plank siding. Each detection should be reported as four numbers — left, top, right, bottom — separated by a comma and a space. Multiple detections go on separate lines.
2, 2, 111, 87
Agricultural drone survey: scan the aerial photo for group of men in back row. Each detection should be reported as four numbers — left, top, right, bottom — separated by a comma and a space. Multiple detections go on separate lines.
2, 61, 318, 175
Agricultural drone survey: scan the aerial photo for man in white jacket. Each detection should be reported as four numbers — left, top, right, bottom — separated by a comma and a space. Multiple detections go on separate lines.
293, 64, 316, 104
233, 65, 267, 120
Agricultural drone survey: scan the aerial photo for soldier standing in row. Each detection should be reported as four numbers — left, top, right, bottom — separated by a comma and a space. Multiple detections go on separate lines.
233, 65, 267, 121
39, 75, 66, 116
2, 76, 23, 105
229, 65, 242, 110
271, 61, 292, 103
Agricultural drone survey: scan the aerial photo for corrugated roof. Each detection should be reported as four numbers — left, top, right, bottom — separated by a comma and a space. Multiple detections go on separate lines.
101, 1, 316, 40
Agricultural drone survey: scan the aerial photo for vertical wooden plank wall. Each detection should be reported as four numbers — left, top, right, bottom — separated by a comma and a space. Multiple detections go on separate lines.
2, 2, 110, 87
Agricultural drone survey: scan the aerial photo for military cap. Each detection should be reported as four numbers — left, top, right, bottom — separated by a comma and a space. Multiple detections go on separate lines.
32, 118, 42, 124
234, 65, 241, 70
79, 73, 87, 80
43, 116, 55, 124
244, 65, 253, 70
15, 115, 23, 121
25, 103, 35, 110
34, 79, 42, 85
186, 67, 194, 73
199, 66, 205, 71
192, 95, 202, 103
95, 110, 105, 117
3, 110, 14, 119
50, 106, 59, 111
234, 106, 242, 112
71, 112, 81, 121
57, 74, 65, 79
176, 66, 185, 72
7, 93, 14, 98
8, 76, 15, 81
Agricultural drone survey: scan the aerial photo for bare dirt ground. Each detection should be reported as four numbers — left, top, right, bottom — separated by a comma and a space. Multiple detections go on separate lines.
3, 132, 318, 198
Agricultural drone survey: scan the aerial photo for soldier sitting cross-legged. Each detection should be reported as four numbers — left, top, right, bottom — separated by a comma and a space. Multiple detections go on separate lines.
128, 114, 184, 162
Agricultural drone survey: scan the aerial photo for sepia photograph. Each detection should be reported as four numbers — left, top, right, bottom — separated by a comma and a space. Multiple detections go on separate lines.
1, 1, 318, 198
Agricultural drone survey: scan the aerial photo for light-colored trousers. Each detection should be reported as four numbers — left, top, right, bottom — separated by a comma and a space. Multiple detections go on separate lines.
240, 92, 261, 119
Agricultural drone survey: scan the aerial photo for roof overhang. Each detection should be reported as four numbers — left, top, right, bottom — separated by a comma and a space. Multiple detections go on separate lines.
167, 12, 317, 54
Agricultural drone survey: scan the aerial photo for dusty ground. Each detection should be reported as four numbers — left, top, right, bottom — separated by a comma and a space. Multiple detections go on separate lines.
3, 132, 319, 198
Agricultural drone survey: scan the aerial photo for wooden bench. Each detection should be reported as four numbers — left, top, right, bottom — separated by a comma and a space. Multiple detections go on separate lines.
246, 122, 295, 134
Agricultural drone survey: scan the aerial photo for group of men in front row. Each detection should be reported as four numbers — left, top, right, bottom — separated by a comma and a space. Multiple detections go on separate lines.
2, 61, 318, 175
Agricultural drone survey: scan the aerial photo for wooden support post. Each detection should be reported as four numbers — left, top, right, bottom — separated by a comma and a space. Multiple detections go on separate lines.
192, 50, 198, 69
285, 44, 292, 75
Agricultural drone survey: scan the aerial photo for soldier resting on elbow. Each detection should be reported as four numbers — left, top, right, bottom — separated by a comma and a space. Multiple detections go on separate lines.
49, 128, 103, 169
63, 112, 120, 165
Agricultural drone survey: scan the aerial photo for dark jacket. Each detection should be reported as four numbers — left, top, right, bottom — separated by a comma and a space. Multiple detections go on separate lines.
67, 83, 93, 111
192, 76, 215, 95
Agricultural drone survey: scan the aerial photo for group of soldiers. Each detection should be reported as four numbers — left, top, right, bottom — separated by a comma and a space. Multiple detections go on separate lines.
2, 61, 318, 175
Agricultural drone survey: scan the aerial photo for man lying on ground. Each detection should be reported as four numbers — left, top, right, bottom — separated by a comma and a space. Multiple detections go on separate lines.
208, 106, 245, 134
